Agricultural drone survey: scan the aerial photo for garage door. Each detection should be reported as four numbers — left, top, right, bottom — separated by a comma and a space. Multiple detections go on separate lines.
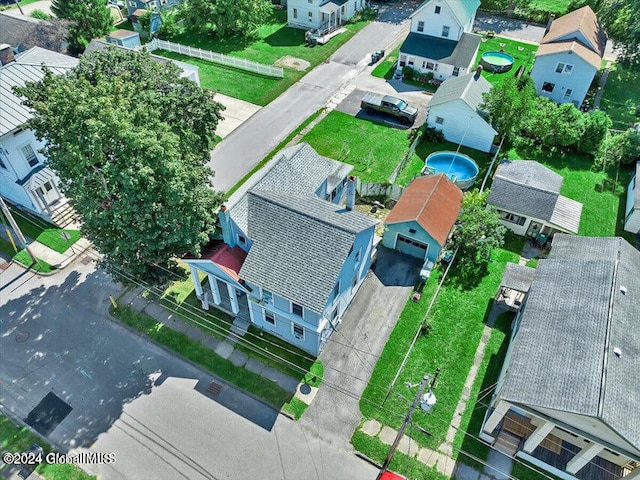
395, 234, 428, 259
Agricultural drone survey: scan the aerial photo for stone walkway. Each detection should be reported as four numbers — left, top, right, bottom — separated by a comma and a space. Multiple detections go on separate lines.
115, 287, 306, 398
592, 61, 612, 111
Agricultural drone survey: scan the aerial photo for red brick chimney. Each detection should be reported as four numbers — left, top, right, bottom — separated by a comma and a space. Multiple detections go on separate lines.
0, 44, 15, 66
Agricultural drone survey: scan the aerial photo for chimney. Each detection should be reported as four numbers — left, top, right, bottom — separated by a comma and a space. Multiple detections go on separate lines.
345, 176, 356, 211
474, 64, 483, 79
0, 44, 15, 66
218, 205, 235, 247
544, 15, 555, 36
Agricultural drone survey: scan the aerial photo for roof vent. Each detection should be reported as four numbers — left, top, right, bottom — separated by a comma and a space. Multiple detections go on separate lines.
620, 285, 627, 295
613, 347, 622, 358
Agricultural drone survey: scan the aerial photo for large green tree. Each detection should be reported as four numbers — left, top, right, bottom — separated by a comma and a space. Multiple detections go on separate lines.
598, 0, 640, 66
596, 128, 640, 169
16, 49, 225, 284
179, 0, 272, 38
51, 0, 112, 54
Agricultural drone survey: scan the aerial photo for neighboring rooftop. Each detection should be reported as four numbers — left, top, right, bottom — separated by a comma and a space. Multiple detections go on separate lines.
499, 235, 640, 453
239, 190, 378, 314
411, 0, 480, 27
107, 29, 139, 40
427, 71, 493, 112
385, 174, 462, 246
500, 263, 535, 293
400, 32, 481, 69
226, 143, 353, 234
0, 47, 78, 137
0, 12, 69, 53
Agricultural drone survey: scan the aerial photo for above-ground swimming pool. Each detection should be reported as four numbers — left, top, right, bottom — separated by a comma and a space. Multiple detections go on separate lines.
481, 51, 515, 73
424, 151, 479, 190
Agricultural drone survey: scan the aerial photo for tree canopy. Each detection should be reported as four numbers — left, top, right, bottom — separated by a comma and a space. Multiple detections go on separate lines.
179, 0, 272, 38
598, 0, 640, 66
596, 128, 640, 169
51, 0, 113, 54
16, 49, 225, 284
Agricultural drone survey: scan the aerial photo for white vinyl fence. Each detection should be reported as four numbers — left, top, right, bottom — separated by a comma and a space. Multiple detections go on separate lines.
147, 39, 284, 78
357, 179, 406, 201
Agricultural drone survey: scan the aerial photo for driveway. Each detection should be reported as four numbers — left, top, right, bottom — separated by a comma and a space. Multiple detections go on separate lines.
213, 93, 261, 139
0, 260, 376, 480
301, 247, 421, 449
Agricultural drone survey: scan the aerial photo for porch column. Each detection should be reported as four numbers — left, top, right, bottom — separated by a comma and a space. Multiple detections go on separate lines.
227, 283, 240, 315
189, 266, 203, 297
523, 420, 555, 453
207, 274, 221, 305
566, 443, 604, 475
483, 400, 510, 435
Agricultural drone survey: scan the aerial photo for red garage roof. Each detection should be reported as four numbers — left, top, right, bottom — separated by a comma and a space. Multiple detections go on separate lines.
385, 174, 462, 246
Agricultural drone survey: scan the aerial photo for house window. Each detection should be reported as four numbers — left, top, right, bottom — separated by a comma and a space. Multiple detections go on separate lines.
264, 311, 275, 325
331, 307, 338, 321
292, 323, 305, 339
417, 21, 424, 33
355, 248, 361, 262
564, 88, 573, 97
21, 144, 38, 167
499, 210, 526, 226
293, 7, 297, 18
333, 280, 340, 299
292, 302, 303, 317
555, 62, 573, 75
435, 116, 444, 125
425, 61, 435, 70
452, 66, 460, 76
442, 25, 450, 37
263, 289, 273, 305
41, 181, 53, 192
434, 5, 441, 13
341, 5, 345, 14
237, 234, 246, 244
0, 157, 6, 169
542, 82, 555, 93
409, 228, 417, 234
352, 274, 358, 289
308, 11, 313, 20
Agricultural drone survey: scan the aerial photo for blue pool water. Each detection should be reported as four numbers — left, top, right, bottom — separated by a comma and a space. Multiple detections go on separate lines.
425, 151, 479, 190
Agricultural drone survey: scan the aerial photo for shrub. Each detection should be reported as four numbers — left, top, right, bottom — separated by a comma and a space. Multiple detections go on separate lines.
423, 126, 445, 143
30, 9, 51, 20
402, 65, 415, 81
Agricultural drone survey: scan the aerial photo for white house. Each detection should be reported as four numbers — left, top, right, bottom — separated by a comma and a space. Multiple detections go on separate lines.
398, 0, 482, 82
530, 6, 606, 108
487, 160, 583, 241
0, 46, 77, 221
287, 0, 366, 31
426, 70, 497, 152
624, 161, 640, 234
483, 235, 640, 480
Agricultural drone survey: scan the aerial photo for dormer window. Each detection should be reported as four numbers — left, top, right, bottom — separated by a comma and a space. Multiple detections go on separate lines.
434, 5, 441, 13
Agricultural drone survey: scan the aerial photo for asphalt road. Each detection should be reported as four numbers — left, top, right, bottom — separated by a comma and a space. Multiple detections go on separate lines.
0, 259, 377, 480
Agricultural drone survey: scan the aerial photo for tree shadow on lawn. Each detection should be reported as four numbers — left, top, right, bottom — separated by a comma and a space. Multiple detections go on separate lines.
264, 25, 306, 47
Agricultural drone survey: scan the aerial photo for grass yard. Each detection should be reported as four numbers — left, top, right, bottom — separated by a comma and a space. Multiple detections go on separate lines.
600, 63, 640, 130
358, 235, 524, 453
0, 415, 95, 480
371, 46, 400, 79
0, 207, 80, 254
475, 36, 538, 88
526, 0, 571, 13
504, 146, 634, 240
303, 111, 411, 183
156, 9, 372, 105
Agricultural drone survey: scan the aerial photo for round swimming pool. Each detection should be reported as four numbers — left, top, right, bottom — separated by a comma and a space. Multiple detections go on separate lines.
480, 51, 515, 73
425, 151, 479, 190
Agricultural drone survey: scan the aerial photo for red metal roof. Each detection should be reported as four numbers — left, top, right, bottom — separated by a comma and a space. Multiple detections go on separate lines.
195, 242, 247, 282
380, 471, 407, 480
385, 174, 462, 246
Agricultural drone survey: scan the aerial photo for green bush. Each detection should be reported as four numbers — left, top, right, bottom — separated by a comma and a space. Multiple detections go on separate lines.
402, 65, 415, 81
30, 9, 51, 20
423, 126, 445, 143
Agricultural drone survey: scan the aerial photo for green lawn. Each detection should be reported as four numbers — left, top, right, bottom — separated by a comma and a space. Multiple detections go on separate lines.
600, 63, 640, 130
0, 415, 95, 480
155, 9, 372, 105
303, 111, 411, 183
358, 236, 524, 453
0, 207, 80, 253
527, 0, 571, 13
475, 36, 538, 88
4, 0, 44, 9
504, 146, 634, 240
371, 46, 400, 79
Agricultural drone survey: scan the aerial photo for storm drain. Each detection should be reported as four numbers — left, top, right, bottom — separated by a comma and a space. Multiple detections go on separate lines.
80, 256, 93, 265
206, 381, 223, 396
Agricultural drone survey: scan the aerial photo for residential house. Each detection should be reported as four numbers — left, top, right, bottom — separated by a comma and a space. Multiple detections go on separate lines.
105, 29, 141, 49
398, 0, 482, 82
487, 160, 583, 241
624, 162, 640, 234
530, 6, 606, 108
382, 174, 462, 263
287, 0, 367, 31
0, 11, 69, 54
425, 69, 498, 153
0, 46, 78, 221
483, 235, 640, 480
183, 143, 379, 356
126, 0, 177, 19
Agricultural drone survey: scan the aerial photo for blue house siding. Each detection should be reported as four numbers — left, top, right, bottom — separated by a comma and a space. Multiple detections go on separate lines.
530, 52, 597, 107
382, 221, 443, 263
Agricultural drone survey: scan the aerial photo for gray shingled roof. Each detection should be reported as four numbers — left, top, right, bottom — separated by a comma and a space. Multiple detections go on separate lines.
400, 32, 481, 68
227, 143, 353, 233
239, 190, 378, 314
0, 47, 78, 136
499, 235, 640, 452
500, 263, 535, 292
427, 71, 493, 111
0, 12, 69, 53
488, 161, 582, 232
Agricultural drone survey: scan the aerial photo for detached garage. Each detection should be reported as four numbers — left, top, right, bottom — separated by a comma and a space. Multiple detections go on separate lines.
383, 174, 463, 262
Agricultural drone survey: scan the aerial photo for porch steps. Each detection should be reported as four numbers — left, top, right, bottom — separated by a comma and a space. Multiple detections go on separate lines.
50, 199, 82, 229
493, 430, 521, 457
230, 317, 250, 338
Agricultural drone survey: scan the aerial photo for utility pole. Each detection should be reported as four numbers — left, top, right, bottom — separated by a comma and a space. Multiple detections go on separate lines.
0, 196, 38, 264
377, 369, 440, 480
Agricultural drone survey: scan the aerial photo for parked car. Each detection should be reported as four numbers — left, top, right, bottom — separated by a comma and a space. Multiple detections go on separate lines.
360, 92, 418, 125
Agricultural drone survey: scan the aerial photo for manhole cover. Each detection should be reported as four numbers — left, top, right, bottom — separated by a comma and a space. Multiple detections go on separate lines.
15, 331, 29, 343
206, 381, 223, 396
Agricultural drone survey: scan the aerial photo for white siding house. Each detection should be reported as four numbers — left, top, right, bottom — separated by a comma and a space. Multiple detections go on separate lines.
426, 72, 497, 153
530, 6, 606, 108
398, 0, 481, 82
287, 0, 366, 31
624, 162, 640, 234
0, 46, 77, 220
